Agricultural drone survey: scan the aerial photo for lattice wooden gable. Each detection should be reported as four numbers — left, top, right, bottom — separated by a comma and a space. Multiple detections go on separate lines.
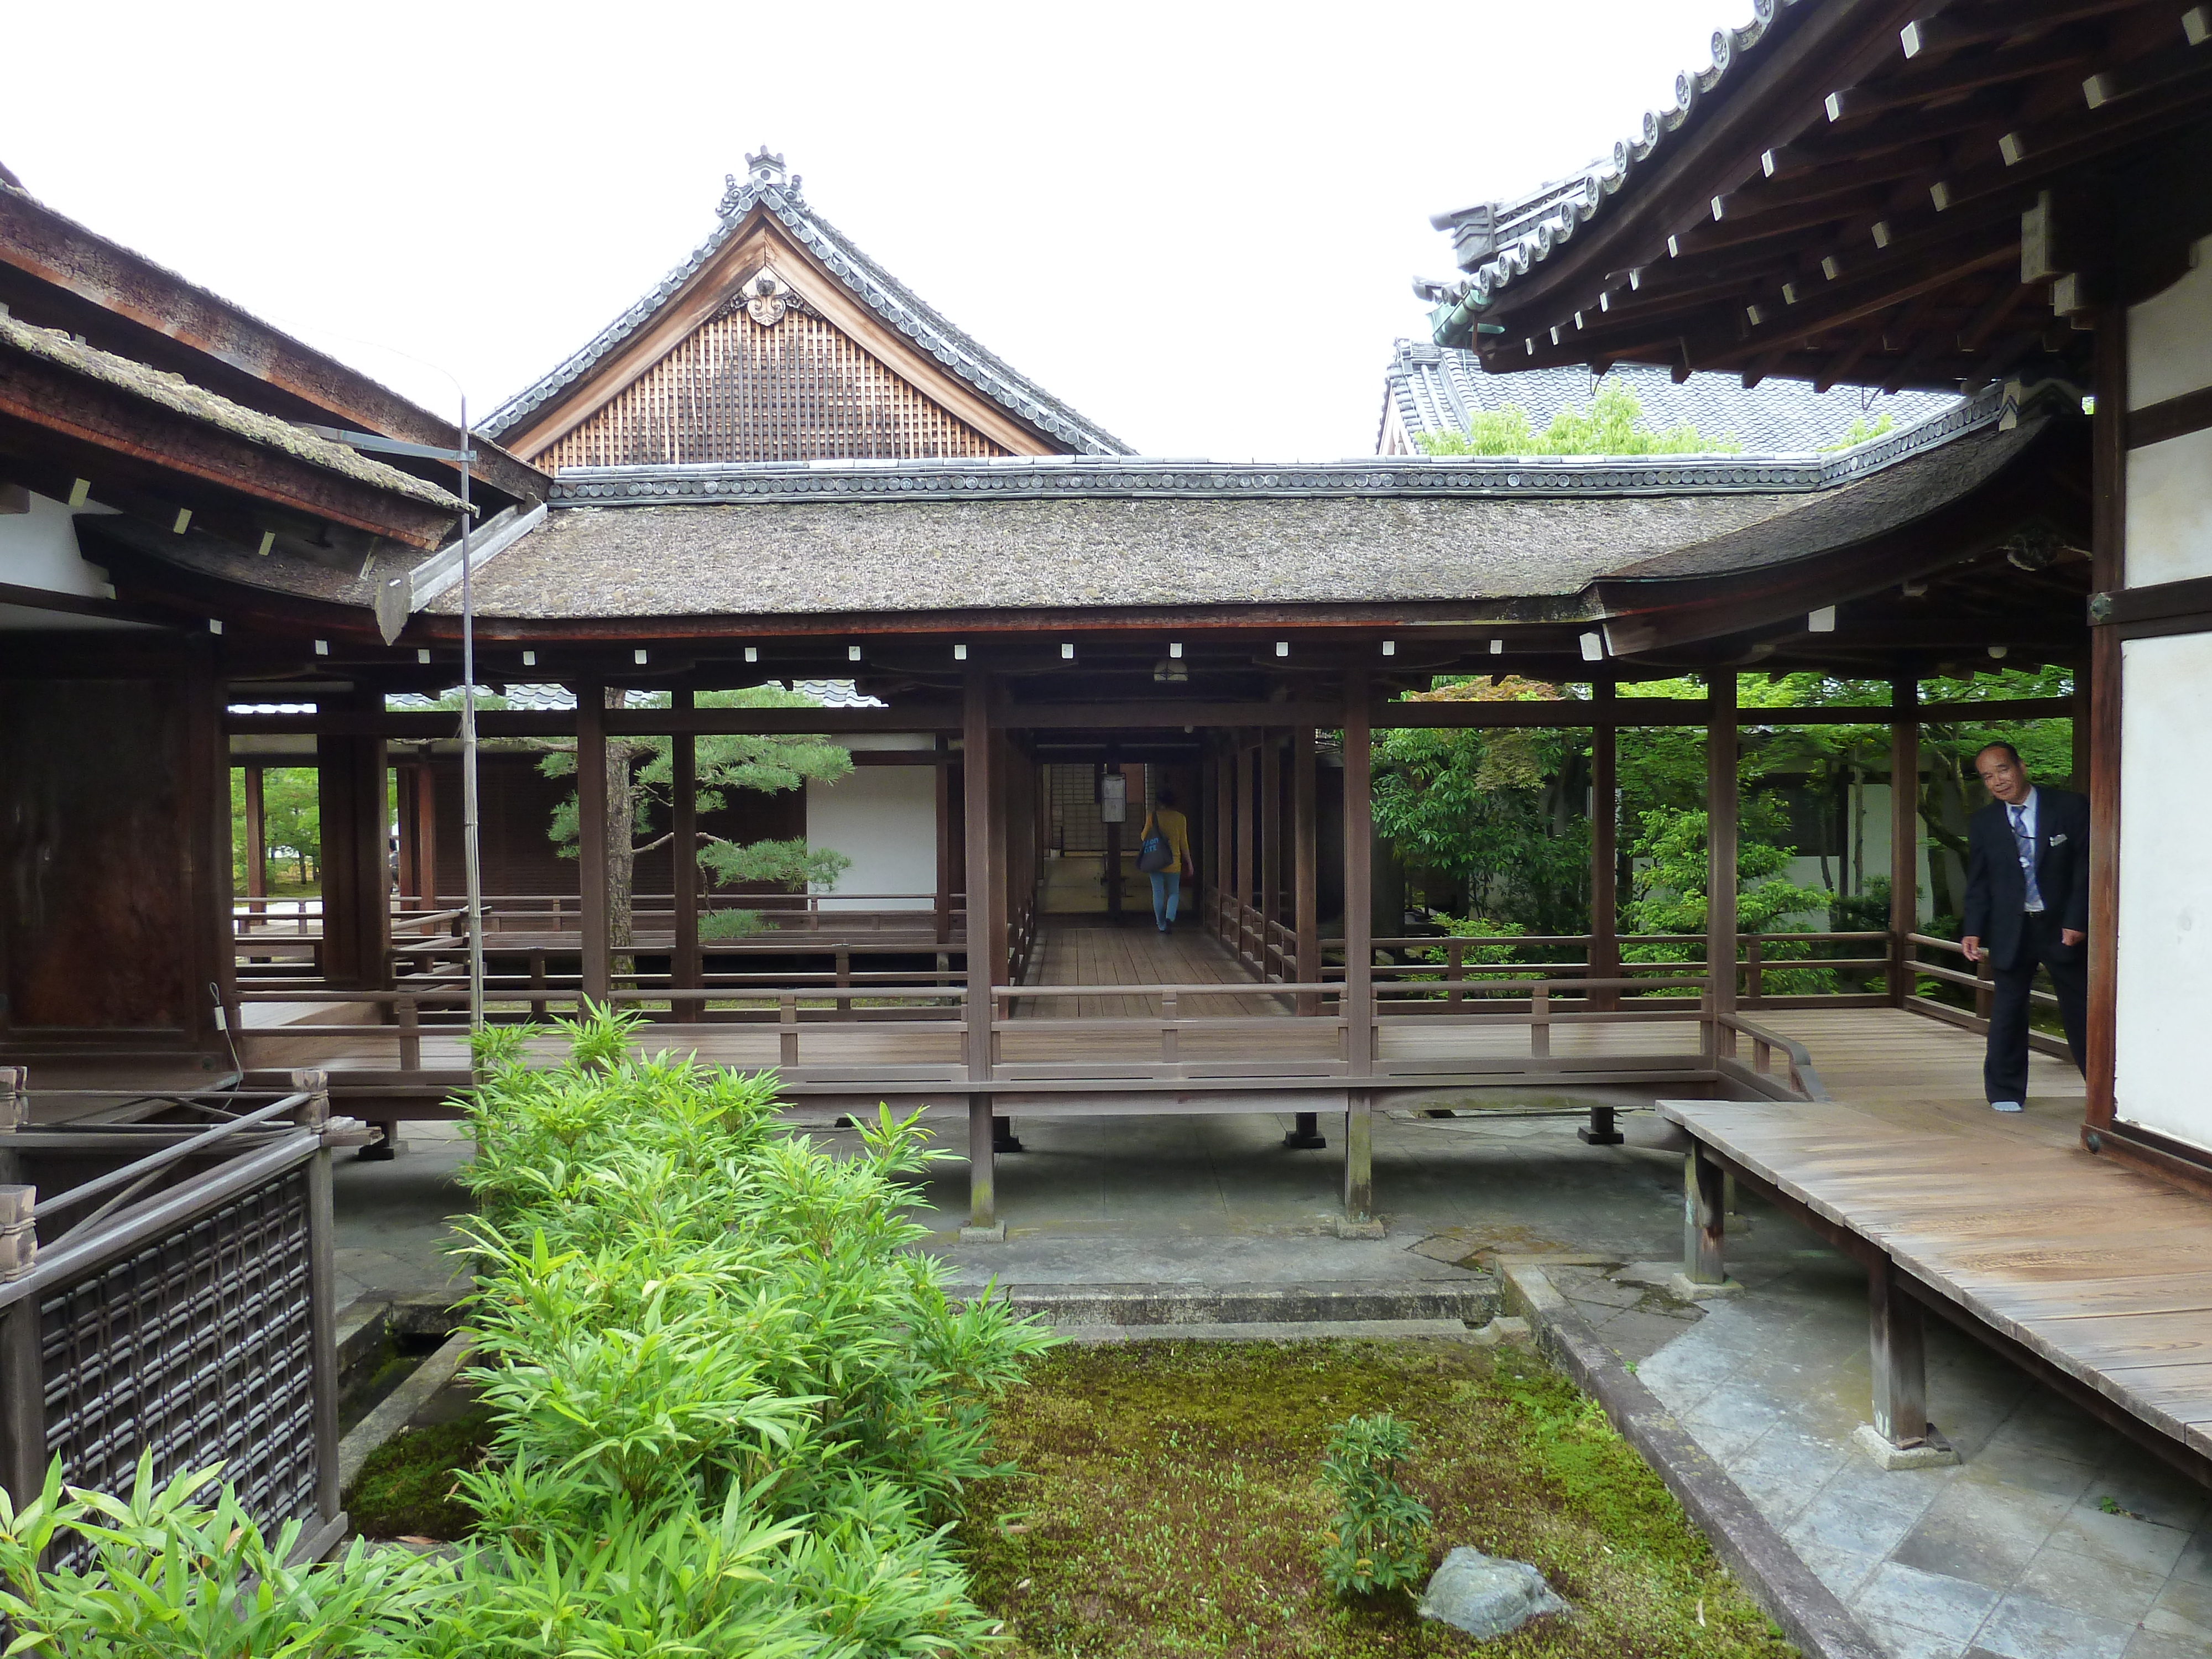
534, 285, 1010, 469
506, 210, 1059, 468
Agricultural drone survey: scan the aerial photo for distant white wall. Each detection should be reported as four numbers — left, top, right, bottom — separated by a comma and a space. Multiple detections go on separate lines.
805, 755, 937, 911
2114, 632, 2212, 1152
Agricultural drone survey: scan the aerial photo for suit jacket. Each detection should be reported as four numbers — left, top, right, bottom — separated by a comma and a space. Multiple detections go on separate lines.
1961, 786, 2090, 971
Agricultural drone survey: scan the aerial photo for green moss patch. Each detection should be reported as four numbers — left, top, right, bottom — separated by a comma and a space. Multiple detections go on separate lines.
957, 1338, 1794, 1658
345, 1411, 494, 1541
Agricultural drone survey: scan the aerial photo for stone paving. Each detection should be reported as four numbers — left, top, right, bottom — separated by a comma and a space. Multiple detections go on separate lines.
332, 1099, 2212, 1658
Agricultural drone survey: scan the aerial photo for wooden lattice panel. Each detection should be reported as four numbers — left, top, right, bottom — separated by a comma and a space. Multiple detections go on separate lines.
534, 306, 1010, 467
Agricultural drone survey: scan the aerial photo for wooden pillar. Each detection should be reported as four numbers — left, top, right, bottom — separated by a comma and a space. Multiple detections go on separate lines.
1289, 727, 1325, 1150
1868, 1256, 1932, 1449
989, 731, 1011, 982
963, 672, 995, 1082
671, 688, 700, 994
1234, 744, 1255, 960
1589, 684, 1618, 1013
1104, 761, 1123, 926
575, 681, 610, 1006
1683, 1141, 1727, 1285
2085, 309, 2126, 1134
243, 763, 268, 903
1705, 672, 1738, 1038
1888, 675, 1920, 1006
1213, 742, 1234, 938
934, 738, 954, 946
1343, 671, 1375, 1074
316, 693, 389, 990
1260, 736, 1283, 967
1294, 728, 1319, 1013
411, 761, 437, 911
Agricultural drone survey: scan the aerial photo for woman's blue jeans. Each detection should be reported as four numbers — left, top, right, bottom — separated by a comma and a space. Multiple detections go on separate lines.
1149, 872, 1181, 927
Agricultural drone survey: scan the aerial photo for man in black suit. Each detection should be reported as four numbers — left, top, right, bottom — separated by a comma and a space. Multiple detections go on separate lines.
1960, 742, 2089, 1112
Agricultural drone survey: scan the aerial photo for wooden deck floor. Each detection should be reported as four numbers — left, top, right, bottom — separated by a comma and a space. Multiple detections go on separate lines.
1663, 1094, 2212, 1477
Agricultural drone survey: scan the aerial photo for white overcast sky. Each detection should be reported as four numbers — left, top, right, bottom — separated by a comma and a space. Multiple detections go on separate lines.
6, 0, 1739, 460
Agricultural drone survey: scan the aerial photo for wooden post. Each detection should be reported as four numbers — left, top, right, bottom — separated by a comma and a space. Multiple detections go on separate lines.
671, 690, 700, 994
963, 673, 995, 1084
1287, 728, 1327, 1150
316, 693, 390, 990
989, 732, 1011, 983
2085, 309, 2125, 1135
1868, 1256, 1932, 1449
1888, 675, 1920, 1006
1104, 762, 1123, 926
1590, 683, 1618, 1013
1234, 744, 1255, 964
1706, 673, 1738, 1046
1213, 741, 1234, 940
1683, 1141, 1727, 1284
575, 681, 611, 1006
967, 1097, 997, 1231
243, 763, 268, 905
1343, 670, 1374, 1079
934, 738, 954, 946
1343, 1093, 1373, 1222
1260, 737, 1282, 972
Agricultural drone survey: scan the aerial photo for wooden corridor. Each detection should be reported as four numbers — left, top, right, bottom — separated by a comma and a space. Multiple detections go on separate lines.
1665, 1093, 2212, 1484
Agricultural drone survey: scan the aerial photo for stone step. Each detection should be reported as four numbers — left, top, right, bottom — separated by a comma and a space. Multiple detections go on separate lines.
972, 1278, 1500, 1327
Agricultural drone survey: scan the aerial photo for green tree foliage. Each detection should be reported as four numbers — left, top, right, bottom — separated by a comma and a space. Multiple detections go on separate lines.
535, 686, 855, 945
1373, 667, 2074, 956
229, 766, 321, 890
1820, 411, 1893, 449
1415, 380, 1741, 457
1316, 1412, 1432, 1599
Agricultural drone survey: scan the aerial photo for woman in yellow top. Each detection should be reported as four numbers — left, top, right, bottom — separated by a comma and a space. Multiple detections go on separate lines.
1140, 789, 1194, 934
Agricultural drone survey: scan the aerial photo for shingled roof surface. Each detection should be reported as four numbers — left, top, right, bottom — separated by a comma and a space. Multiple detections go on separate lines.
416, 392, 2017, 622
0, 311, 462, 508
1379, 343, 1961, 454
483, 155, 1131, 456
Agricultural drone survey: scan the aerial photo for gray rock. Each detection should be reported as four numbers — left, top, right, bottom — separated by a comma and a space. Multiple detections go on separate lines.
1417, 1546, 1569, 1639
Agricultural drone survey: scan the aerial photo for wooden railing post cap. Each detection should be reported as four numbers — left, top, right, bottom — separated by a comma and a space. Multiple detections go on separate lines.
290, 1068, 332, 1128
0, 1067, 24, 1131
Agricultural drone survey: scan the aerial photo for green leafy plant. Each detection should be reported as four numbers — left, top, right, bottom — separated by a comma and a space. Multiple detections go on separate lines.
1415, 380, 1741, 457
0, 1451, 448, 1657
1316, 1412, 1433, 1598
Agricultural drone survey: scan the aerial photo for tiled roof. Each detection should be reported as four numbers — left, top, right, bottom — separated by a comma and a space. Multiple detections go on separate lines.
1377, 342, 1961, 456
483, 152, 1131, 456
1415, 0, 1806, 343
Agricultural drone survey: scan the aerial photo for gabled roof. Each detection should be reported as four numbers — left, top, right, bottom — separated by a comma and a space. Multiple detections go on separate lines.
484, 152, 1131, 459
1377, 342, 1960, 455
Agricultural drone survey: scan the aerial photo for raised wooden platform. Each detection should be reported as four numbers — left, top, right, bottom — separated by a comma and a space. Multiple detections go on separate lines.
1661, 1095, 2212, 1483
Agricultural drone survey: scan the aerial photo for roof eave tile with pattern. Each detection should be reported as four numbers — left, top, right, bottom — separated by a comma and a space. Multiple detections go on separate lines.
1419, 0, 1799, 348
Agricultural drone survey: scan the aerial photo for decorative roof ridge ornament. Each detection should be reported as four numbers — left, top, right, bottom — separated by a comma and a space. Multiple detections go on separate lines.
721, 267, 818, 328
719, 147, 805, 218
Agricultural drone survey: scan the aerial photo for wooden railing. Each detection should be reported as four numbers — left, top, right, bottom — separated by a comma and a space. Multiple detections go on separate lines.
428, 891, 962, 936
1901, 932, 2072, 1058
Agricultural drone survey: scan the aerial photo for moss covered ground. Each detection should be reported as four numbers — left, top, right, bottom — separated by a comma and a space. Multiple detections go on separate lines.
345, 1410, 494, 1541
953, 1337, 1796, 1658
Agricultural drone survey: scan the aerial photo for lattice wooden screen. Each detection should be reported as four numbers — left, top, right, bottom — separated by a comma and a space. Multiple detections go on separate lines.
534, 306, 1010, 468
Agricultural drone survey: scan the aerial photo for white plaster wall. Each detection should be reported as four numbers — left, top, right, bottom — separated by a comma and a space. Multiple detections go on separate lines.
2127, 238, 2212, 411
805, 764, 937, 911
2126, 239, 2212, 588
2114, 632, 2212, 1152
0, 488, 127, 628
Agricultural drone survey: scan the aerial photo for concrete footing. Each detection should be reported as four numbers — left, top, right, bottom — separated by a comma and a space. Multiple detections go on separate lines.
1852, 1422, 1959, 1470
1667, 1272, 1746, 1301
958, 1222, 1007, 1243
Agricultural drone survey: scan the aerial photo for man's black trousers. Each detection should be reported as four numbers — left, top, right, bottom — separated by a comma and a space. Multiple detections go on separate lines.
1984, 910, 2089, 1104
